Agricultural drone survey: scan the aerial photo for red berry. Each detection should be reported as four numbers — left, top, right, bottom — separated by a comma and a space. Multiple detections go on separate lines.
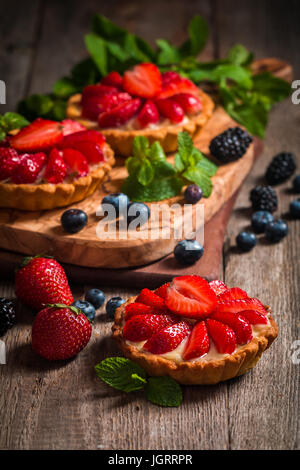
206, 319, 237, 354
32, 305, 92, 360
15, 256, 73, 310
172, 93, 202, 115
11, 152, 46, 184
82, 92, 131, 120
62, 149, 89, 178
218, 287, 249, 302
10, 118, 63, 152
72, 141, 105, 164
183, 321, 210, 360
215, 298, 267, 316
124, 302, 158, 321
239, 310, 268, 325
0, 148, 21, 180
44, 148, 67, 184
81, 84, 118, 103
144, 321, 191, 354
165, 275, 217, 319
98, 99, 141, 128
154, 282, 171, 300
137, 100, 160, 128
158, 75, 199, 99
60, 129, 106, 149
211, 311, 253, 344
101, 71, 123, 88
123, 63, 162, 98
123, 313, 176, 342
161, 71, 182, 85
61, 119, 85, 136
209, 280, 228, 296
136, 288, 166, 312
156, 98, 184, 123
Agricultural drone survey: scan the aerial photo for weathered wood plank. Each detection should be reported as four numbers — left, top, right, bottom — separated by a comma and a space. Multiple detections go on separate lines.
218, 0, 300, 450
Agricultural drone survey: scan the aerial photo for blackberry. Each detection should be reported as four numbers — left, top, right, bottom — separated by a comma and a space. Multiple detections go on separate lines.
0, 298, 16, 336
265, 152, 296, 185
209, 127, 253, 163
250, 186, 278, 213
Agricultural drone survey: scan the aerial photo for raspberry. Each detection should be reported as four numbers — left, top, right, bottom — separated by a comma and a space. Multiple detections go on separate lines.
209, 127, 253, 163
250, 185, 278, 213
265, 152, 296, 185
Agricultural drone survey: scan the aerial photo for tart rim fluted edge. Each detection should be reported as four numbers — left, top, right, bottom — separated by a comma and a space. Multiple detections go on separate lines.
112, 295, 279, 385
66, 89, 215, 157
0, 144, 115, 211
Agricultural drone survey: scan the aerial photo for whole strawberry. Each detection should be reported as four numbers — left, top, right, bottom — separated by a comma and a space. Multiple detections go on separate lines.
15, 256, 73, 310
32, 304, 92, 360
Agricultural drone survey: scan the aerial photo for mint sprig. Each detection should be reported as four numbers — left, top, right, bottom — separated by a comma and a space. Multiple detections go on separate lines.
95, 357, 182, 407
121, 132, 217, 202
0, 112, 29, 142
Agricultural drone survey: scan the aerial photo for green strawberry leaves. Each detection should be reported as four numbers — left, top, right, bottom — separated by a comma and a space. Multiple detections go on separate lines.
122, 132, 217, 202
95, 357, 182, 407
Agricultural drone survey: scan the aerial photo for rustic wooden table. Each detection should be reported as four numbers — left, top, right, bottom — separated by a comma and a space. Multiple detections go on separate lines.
0, 0, 299, 450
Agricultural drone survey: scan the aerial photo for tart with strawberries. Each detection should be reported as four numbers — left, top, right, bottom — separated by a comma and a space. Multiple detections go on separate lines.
113, 276, 278, 385
66, 64, 214, 156
0, 118, 114, 210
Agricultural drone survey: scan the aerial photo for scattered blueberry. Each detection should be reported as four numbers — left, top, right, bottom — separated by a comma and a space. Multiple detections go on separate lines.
251, 210, 274, 234
61, 209, 88, 234
127, 202, 150, 227
106, 297, 125, 320
101, 193, 129, 218
72, 300, 96, 321
265, 219, 288, 242
292, 175, 300, 193
174, 239, 204, 266
184, 184, 203, 204
290, 199, 300, 219
85, 288, 105, 309
236, 231, 257, 252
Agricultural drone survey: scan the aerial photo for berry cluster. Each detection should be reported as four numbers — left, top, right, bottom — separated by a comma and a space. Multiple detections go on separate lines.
81, 65, 202, 129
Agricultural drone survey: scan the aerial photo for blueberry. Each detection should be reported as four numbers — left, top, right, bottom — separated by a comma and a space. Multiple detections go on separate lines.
251, 210, 274, 234
290, 199, 300, 219
127, 202, 150, 227
85, 288, 105, 309
292, 175, 300, 193
106, 297, 125, 320
174, 239, 204, 266
184, 185, 203, 204
101, 193, 129, 218
72, 300, 96, 321
236, 231, 257, 252
61, 209, 88, 234
265, 219, 288, 242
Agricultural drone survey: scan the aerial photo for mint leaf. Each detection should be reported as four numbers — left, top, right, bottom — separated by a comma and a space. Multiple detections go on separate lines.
122, 175, 183, 202
53, 77, 79, 98
180, 15, 209, 57
71, 58, 100, 86
196, 156, 218, 176
157, 39, 181, 65
126, 156, 141, 177
174, 153, 185, 172
85, 33, 107, 76
145, 376, 182, 407
149, 141, 166, 163
133, 136, 150, 159
227, 44, 253, 66
252, 72, 291, 104
92, 14, 127, 40
0, 130, 6, 142
137, 159, 154, 186
177, 131, 194, 165
183, 167, 213, 197
17, 94, 54, 120
95, 357, 147, 392
2, 112, 29, 131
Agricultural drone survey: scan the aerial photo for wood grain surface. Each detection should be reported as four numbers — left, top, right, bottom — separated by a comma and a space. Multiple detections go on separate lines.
0, 0, 299, 450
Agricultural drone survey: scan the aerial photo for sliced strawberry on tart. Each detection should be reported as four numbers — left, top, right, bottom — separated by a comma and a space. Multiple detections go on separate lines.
113, 275, 278, 384
0, 118, 114, 210
66, 63, 214, 156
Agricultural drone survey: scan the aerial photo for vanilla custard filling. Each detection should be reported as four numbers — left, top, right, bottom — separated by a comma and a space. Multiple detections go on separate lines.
125, 315, 272, 364
117, 115, 190, 131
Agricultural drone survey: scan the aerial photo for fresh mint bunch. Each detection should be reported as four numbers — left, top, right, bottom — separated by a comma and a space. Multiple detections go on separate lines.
122, 132, 217, 202
0, 112, 29, 142
17, 14, 290, 138
95, 357, 182, 407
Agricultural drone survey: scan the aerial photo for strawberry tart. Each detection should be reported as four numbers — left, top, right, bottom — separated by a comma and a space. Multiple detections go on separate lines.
113, 276, 278, 384
66, 64, 214, 156
0, 118, 114, 210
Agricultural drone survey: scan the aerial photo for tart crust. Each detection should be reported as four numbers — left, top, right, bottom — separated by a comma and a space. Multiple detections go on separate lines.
0, 144, 115, 211
66, 90, 214, 156
112, 296, 279, 385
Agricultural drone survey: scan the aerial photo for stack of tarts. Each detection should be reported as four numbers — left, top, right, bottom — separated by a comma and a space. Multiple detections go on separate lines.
67, 63, 214, 156
113, 276, 278, 385
0, 119, 114, 210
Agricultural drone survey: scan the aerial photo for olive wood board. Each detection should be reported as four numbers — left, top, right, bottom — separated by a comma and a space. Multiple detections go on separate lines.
0, 106, 259, 269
